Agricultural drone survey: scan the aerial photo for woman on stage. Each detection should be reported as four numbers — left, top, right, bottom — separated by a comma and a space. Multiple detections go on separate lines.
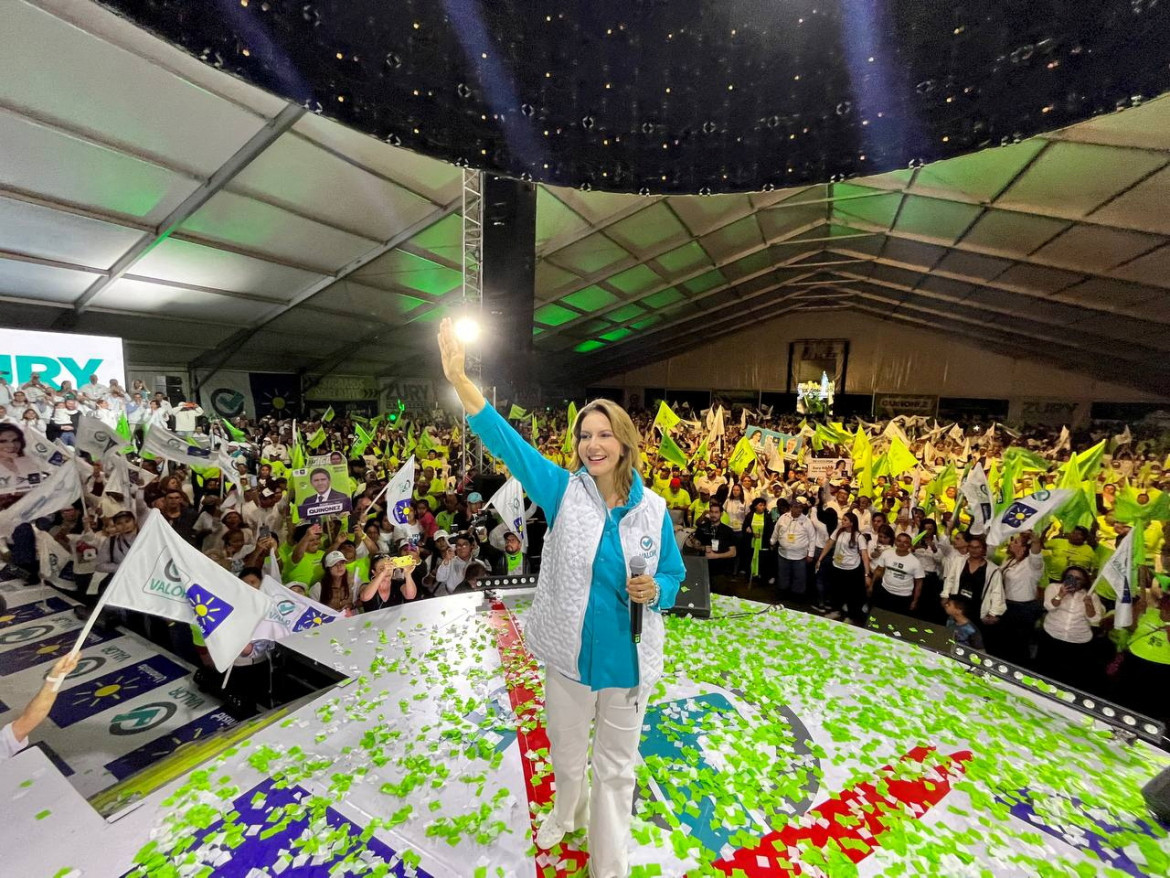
438, 319, 685, 878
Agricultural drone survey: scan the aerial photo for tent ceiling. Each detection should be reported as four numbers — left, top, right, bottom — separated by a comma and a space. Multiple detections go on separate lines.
95, 0, 1170, 196
0, 0, 1167, 392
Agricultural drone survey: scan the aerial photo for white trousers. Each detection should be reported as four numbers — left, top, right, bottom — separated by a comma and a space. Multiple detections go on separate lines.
543, 670, 648, 878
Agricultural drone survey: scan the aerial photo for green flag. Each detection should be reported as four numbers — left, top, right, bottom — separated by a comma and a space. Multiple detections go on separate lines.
116, 413, 132, 443
1055, 453, 1094, 529
322, 406, 335, 423
531, 413, 539, 448
1003, 446, 1050, 473
852, 427, 874, 497
658, 433, 689, 469
352, 422, 374, 457
1114, 488, 1170, 525
291, 426, 305, 469
653, 400, 681, 432
886, 437, 919, 477
562, 401, 578, 455
307, 425, 326, 449
220, 418, 246, 442
507, 404, 528, 420
728, 436, 756, 475
1076, 439, 1107, 483
691, 436, 709, 465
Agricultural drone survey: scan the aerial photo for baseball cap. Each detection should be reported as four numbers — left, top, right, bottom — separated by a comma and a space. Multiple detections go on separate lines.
324, 550, 346, 568
432, 529, 451, 543
467, 492, 483, 503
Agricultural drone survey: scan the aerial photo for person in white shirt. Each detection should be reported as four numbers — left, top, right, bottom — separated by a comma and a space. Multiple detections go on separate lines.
1038, 565, 1104, 691
996, 531, 1049, 665
770, 499, 818, 598
434, 532, 475, 595
817, 512, 871, 624
0, 377, 12, 408
871, 533, 926, 616
20, 374, 49, 404
1, 652, 79, 762
853, 495, 873, 535
913, 521, 946, 623
79, 374, 108, 401
172, 402, 204, 435
823, 485, 851, 519
94, 398, 119, 428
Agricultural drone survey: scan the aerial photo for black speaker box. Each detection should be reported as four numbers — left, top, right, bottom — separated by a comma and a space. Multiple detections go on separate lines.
666, 555, 712, 620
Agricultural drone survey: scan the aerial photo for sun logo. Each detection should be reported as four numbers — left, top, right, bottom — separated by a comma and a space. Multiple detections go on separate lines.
72, 671, 143, 709
185, 583, 235, 637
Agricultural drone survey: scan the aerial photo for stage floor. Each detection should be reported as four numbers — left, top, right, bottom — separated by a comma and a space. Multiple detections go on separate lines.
5, 590, 1170, 878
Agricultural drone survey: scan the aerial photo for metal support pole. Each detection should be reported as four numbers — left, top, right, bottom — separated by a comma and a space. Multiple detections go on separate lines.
461, 169, 484, 482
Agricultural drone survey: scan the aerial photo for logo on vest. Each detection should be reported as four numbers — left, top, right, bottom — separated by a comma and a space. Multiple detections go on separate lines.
640, 535, 654, 551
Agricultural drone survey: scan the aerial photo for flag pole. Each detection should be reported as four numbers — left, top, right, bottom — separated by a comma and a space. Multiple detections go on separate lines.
56, 586, 116, 691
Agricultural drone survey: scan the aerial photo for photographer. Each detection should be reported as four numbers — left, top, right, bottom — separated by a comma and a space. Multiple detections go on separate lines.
1117, 576, 1170, 722
685, 499, 738, 579
1037, 565, 1104, 690
358, 552, 419, 610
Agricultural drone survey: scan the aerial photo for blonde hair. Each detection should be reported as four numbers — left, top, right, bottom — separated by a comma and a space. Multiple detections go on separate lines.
567, 399, 643, 503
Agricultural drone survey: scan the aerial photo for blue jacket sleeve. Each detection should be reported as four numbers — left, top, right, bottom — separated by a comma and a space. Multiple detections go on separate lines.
653, 513, 685, 612
466, 405, 570, 525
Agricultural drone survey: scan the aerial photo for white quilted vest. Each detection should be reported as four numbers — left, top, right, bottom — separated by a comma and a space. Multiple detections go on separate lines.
524, 471, 667, 699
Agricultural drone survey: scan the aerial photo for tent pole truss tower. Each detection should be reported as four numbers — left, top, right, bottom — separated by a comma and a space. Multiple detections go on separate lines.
461, 169, 484, 477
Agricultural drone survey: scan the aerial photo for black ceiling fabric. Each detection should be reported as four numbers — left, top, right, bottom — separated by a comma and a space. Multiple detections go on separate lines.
100, 0, 1170, 194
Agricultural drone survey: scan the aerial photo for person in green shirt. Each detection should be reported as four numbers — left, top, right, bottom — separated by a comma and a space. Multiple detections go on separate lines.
687, 487, 713, 528
280, 522, 326, 586
1043, 526, 1097, 583
1118, 577, 1170, 723
435, 492, 460, 533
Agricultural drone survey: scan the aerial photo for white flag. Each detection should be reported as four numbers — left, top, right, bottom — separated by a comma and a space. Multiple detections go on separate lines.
1095, 528, 1136, 629
1054, 426, 1071, 454
986, 489, 1074, 548
96, 511, 275, 671
0, 463, 82, 537
35, 528, 78, 591
142, 425, 239, 492
22, 426, 70, 469
384, 456, 417, 528
711, 406, 725, 438
252, 575, 340, 641
1112, 425, 1132, 449
76, 415, 121, 459
488, 477, 528, 551
947, 423, 964, 443
959, 463, 994, 536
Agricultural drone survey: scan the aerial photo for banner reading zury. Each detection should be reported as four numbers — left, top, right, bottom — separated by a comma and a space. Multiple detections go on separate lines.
487, 603, 590, 877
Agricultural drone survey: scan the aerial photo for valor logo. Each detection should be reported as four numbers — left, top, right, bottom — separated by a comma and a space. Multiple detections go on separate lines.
109, 701, 178, 736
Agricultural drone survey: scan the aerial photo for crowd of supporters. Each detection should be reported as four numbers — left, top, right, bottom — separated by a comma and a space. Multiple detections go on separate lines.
1, 372, 1167, 726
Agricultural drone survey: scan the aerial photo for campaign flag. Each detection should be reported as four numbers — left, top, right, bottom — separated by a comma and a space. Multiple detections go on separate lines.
691, 436, 710, 465
142, 425, 240, 494
710, 406, 725, 438
0, 463, 82, 538
1113, 488, 1170, 525
986, 489, 1074, 548
886, 437, 919, 477
728, 436, 757, 475
220, 419, 247, 442
35, 528, 77, 591
852, 427, 874, 497
321, 406, 335, 423
959, 463, 994, 535
253, 575, 339, 640
562, 401, 579, 455
488, 477, 528, 551
116, 413, 133, 444
657, 433, 689, 469
1093, 528, 1136, 627
507, 404, 528, 420
385, 456, 417, 528
307, 425, 327, 449
88, 511, 275, 671
1075, 440, 1107, 483
351, 422, 374, 457
530, 413, 539, 448
76, 415, 120, 459
654, 400, 681, 432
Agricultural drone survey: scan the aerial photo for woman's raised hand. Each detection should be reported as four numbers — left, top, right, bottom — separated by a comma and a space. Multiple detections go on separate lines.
437, 318, 466, 385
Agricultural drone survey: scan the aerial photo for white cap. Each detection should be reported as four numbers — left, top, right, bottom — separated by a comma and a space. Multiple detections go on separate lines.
324, 550, 346, 568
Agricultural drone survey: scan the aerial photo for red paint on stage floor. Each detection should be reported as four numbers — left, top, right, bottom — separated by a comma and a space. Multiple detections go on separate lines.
488, 603, 590, 876
711, 745, 973, 876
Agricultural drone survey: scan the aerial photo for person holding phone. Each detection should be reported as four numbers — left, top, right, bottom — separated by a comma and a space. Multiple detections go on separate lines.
358, 552, 418, 610
438, 319, 685, 877
1037, 565, 1104, 690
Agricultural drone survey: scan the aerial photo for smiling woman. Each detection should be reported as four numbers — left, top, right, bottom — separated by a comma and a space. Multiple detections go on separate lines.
437, 318, 686, 877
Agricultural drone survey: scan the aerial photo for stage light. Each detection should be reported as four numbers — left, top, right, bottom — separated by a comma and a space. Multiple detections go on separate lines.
952, 645, 1164, 744
454, 316, 480, 343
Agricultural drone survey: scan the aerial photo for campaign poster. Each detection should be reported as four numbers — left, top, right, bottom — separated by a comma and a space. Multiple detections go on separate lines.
806, 458, 853, 481
292, 463, 352, 520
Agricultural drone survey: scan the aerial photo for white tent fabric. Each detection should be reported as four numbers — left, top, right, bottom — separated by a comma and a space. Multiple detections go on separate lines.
0, 0, 1167, 389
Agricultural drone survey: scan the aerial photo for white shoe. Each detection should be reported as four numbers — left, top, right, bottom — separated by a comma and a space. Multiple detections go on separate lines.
825, 610, 843, 621
535, 812, 567, 850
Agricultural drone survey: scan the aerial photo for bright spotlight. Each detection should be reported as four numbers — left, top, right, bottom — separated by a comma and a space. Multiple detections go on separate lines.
453, 316, 481, 343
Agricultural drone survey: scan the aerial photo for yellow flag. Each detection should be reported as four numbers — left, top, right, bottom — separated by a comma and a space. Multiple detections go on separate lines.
886, 437, 919, 477
653, 400, 681, 432
728, 436, 757, 475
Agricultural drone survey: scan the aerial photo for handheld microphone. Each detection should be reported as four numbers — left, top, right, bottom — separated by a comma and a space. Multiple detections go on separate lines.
629, 556, 647, 644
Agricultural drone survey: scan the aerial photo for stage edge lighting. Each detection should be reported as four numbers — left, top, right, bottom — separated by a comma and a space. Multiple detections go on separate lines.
951, 644, 1165, 746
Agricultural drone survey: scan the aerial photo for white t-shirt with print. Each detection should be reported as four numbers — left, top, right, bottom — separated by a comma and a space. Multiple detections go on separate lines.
874, 548, 925, 596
